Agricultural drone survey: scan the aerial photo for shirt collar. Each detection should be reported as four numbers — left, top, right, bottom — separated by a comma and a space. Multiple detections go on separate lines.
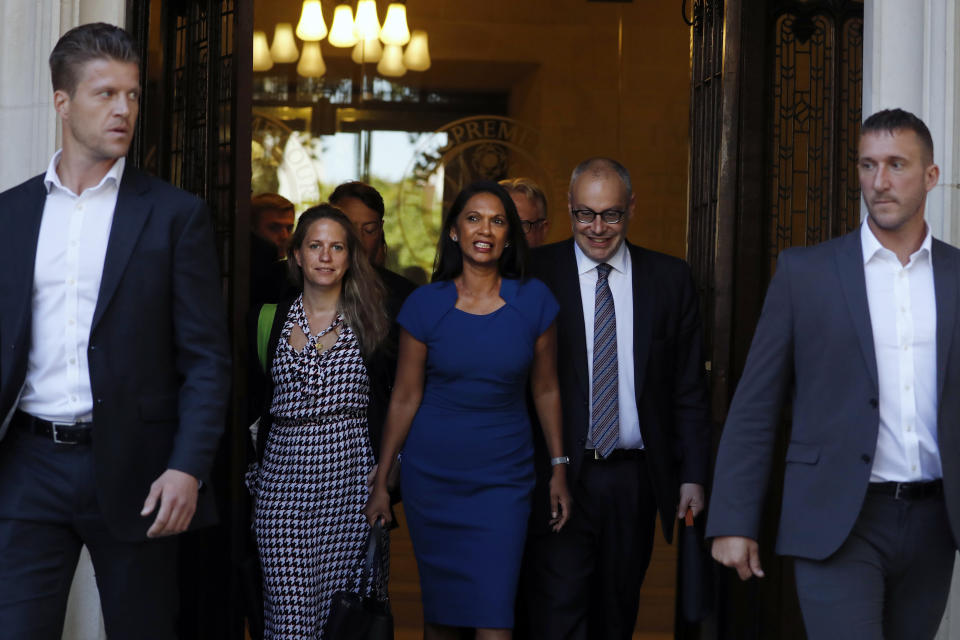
574, 238, 629, 276
43, 150, 126, 196
860, 217, 932, 265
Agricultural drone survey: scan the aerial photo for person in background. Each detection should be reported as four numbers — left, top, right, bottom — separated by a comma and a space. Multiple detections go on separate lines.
366, 180, 572, 640
250, 193, 296, 306
248, 205, 390, 639
500, 177, 550, 249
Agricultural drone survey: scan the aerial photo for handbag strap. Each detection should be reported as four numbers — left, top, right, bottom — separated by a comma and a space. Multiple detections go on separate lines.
356, 521, 388, 599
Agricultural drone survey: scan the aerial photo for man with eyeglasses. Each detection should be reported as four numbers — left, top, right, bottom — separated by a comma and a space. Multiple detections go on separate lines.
499, 177, 550, 248
329, 181, 416, 457
520, 157, 710, 639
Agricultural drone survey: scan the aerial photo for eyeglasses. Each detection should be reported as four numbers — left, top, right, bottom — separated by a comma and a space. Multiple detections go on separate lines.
571, 208, 626, 224
520, 218, 548, 234
358, 221, 382, 236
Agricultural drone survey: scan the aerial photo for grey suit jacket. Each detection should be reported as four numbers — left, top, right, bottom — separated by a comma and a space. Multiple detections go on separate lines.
706, 229, 960, 559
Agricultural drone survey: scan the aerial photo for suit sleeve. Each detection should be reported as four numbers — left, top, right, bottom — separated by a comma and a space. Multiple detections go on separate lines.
706, 252, 796, 540
672, 264, 712, 486
166, 199, 231, 481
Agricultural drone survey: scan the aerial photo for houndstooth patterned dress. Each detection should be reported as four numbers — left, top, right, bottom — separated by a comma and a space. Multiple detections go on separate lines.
251, 296, 381, 639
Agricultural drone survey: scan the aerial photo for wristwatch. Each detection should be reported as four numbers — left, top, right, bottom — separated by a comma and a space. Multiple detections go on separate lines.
550, 456, 570, 466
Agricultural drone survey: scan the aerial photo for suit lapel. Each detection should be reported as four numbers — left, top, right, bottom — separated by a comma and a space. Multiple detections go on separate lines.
554, 240, 589, 398
835, 231, 879, 390
91, 166, 152, 330
628, 243, 653, 398
933, 239, 957, 405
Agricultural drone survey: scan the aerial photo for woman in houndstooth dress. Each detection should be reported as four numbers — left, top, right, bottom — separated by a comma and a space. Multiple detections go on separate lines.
248, 204, 390, 639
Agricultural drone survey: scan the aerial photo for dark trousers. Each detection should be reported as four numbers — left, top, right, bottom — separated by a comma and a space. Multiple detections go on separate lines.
520, 454, 659, 640
0, 426, 179, 640
793, 491, 955, 640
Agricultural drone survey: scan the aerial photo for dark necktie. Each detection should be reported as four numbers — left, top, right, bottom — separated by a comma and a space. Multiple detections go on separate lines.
591, 263, 619, 457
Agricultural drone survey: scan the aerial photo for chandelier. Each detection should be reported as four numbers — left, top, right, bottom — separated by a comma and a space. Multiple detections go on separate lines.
253, 0, 431, 79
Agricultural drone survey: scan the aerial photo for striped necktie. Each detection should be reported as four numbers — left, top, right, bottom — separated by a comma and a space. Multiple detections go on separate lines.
591, 263, 619, 457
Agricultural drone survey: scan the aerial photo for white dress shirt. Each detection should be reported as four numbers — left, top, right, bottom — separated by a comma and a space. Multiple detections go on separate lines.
18, 151, 125, 423
575, 241, 644, 449
861, 220, 940, 482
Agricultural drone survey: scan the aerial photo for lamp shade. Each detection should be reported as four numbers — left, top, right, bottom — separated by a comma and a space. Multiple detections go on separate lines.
270, 23, 299, 63
354, 0, 381, 41
297, 41, 326, 77
380, 3, 410, 46
296, 0, 328, 41
377, 43, 406, 77
352, 37, 383, 63
403, 30, 430, 71
328, 4, 359, 47
252, 30, 273, 71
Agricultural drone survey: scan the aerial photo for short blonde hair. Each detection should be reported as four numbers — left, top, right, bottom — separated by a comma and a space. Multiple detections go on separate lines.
498, 177, 547, 218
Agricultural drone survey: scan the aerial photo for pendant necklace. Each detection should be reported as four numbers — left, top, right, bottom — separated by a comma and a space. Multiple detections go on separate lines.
313, 316, 342, 354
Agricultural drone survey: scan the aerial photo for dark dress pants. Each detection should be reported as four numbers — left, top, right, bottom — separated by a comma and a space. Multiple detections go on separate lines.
0, 426, 179, 640
793, 490, 955, 640
521, 454, 659, 640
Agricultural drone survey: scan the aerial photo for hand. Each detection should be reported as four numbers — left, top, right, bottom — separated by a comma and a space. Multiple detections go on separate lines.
141, 469, 200, 538
676, 482, 705, 519
712, 536, 765, 580
364, 486, 393, 527
548, 467, 573, 532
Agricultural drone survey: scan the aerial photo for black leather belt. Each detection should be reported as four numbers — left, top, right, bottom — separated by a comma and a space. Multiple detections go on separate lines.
868, 479, 942, 501
12, 410, 93, 445
585, 448, 645, 462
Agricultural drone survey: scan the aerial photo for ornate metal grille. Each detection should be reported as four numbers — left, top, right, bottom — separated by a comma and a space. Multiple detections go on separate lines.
687, 0, 724, 358
168, 0, 236, 293
768, 2, 863, 274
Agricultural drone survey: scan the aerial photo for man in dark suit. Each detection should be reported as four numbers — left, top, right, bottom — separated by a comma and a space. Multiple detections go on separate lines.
522, 157, 711, 639
0, 23, 230, 639
708, 109, 960, 639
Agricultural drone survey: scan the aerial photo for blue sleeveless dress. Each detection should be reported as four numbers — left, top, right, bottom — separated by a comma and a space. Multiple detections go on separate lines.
397, 277, 559, 629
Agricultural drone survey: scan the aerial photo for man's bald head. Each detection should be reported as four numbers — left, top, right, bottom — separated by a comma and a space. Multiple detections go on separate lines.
568, 157, 632, 200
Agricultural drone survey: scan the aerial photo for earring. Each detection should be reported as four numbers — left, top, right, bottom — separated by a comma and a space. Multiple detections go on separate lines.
505, 241, 511, 247
452, 234, 458, 242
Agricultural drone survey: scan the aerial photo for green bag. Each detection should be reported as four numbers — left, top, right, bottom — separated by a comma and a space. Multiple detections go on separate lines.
257, 303, 278, 373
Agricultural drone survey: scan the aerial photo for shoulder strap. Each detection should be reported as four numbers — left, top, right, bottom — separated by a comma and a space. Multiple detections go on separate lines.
257, 303, 278, 373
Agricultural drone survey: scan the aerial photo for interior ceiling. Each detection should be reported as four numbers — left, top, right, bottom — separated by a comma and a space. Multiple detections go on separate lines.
253, 1, 537, 93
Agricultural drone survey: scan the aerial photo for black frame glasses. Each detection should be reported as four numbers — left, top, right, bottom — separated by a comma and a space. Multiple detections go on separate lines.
520, 218, 548, 234
571, 208, 626, 224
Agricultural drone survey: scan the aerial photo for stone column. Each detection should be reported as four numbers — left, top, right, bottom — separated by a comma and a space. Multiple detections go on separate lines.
863, 2, 960, 636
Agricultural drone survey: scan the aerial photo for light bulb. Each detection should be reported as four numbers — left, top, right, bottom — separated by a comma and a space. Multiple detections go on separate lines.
352, 38, 383, 63
380, 3, 410, 46
377, 43, 406, 77
328, 4, 359, 47
297, 41, 326, 77
403, 30, 430, 71
354, 0, 381, 41
270, 23, 299, 63
296, 0, 328, 41
252, 30, 273, 71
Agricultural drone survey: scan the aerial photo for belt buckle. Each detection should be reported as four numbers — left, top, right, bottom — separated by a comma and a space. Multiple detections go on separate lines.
51, 422, 76, 445
594, 449, 601, 460
894, 483, 904, 500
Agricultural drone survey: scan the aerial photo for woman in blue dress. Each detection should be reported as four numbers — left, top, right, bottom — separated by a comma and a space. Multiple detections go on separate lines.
365, 181, 572, 639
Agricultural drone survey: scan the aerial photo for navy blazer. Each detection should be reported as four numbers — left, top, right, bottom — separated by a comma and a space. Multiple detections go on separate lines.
0, 165, 231, 542
706, 229, 960, 559
528, 239, 711, 541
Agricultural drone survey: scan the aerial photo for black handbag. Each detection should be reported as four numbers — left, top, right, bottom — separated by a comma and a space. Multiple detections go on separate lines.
325, 522, 394, 640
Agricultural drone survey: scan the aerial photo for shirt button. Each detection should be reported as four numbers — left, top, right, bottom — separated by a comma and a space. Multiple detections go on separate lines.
69, 358, 76, 364
903, 344, 909, 351
912, 465, 917, 472
68, 319, 75, 326
904, 384, 911, 391
71, 395, 78, 402
906, 425, 913, 432
67, 278, 76, 286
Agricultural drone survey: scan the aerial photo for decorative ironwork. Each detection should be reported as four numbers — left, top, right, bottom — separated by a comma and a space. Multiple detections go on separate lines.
767, 2, 863, 274
686, 0, 724, 358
